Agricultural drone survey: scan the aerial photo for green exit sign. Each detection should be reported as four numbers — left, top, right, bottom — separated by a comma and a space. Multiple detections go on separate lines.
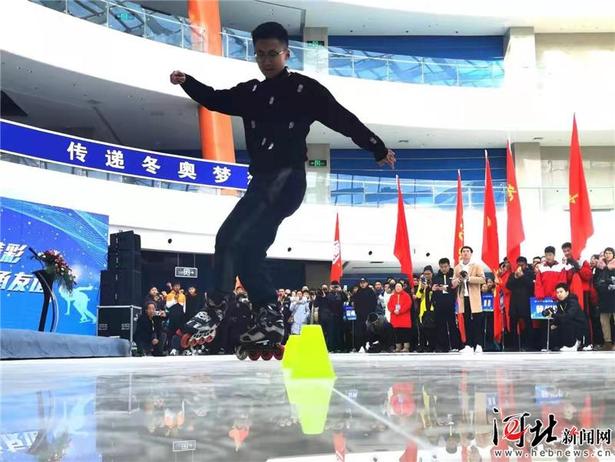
308, 159, 328, 167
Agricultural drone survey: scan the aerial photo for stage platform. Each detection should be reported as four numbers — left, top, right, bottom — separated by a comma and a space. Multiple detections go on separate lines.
1, 352, 613, 461
0, 328, 131, 360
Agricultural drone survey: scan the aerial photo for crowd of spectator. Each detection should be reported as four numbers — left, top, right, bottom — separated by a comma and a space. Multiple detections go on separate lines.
133, 243, 615, 356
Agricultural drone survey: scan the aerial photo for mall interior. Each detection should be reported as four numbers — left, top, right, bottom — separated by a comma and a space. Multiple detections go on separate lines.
1, 1, 615, 461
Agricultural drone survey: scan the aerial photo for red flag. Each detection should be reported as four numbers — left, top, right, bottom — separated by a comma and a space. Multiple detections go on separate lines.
330, 213, 343, 283
569, 115, 594, 260
394, 177, 414, 286
454, 170, 465, 265
506, 141, 524, 263
482, 151, 500, 272
454, 171, 467, 342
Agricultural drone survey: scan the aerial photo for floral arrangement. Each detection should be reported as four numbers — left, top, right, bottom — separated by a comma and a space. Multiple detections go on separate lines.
33, 250, 76, 292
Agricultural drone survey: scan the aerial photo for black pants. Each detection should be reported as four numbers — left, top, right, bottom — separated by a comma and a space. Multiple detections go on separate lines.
463, 297, 484, 348
435, 304, 461, 351
510, 314, 534, 350
212, 168, 306, 306
550, 321, 578, 350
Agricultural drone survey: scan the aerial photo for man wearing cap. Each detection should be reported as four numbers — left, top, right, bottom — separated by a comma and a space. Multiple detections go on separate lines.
352, 278, 378, 352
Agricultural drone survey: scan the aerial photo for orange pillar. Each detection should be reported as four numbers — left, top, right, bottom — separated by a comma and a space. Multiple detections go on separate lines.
187, 0, 235, 164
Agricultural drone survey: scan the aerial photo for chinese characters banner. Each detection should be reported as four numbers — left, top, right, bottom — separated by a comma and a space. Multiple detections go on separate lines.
0, 119, 250, 190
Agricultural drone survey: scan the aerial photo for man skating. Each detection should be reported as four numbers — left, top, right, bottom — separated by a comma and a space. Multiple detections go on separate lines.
170, 22, 396, 353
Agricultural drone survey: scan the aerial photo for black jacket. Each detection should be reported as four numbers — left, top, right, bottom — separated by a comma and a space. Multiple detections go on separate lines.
431, 269, 456, 309
180, 67, 387, 174
134, 314, 160, 345
506, 268, 535, 318
353, 287, 378, 318
554, 294, 588, 338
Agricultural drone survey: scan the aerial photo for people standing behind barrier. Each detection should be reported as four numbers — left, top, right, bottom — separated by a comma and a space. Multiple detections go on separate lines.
595, 247, 615, 350
453, 246, 486, 354
432, 258, 461, 352
388, 282, 413, 352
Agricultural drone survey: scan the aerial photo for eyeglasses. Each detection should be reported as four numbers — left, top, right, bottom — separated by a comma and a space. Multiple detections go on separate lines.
254, 49, 287, 62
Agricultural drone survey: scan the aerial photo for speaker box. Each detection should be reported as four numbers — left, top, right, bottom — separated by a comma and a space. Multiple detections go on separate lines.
99, 269, 142, 306
107, 250, 141, 271
109, 231, 141, 251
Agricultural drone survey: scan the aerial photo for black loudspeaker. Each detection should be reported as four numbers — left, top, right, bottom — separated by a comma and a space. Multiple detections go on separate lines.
107, 250, 141, 271
99, 270, 142, 306
109, 231, 141, 252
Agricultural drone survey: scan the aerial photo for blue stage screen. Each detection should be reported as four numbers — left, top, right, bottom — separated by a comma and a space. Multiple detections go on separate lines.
0, 197, 108, 335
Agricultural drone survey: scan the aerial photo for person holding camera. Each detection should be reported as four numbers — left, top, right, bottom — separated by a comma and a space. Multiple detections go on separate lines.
432, 258, 461, 352
416, 266, 437, 352
544, 283, 589, 351
594, 247, 615, 350
506, 256, 536, 351
135, 302, 167, 356
452, 246, 486, 353
352, 278, 378, 352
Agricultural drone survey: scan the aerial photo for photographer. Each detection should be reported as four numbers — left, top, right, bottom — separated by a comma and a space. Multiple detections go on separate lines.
506, 257, 535, 351
545, 283, 588, 351
432, 258, 461, 352
135, 302, 167, 356
365, 312, 395, 353
416, 266, 437, 352
452, 246, 486, 353
594, 247, 615, 350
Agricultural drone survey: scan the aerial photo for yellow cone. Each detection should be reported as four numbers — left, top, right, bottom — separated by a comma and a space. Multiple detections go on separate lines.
289, 325, 336, 379
284, 377, 336, 435
281, 333, 300, 371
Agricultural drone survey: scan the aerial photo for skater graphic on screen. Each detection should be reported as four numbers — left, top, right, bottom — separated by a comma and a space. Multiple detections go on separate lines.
170, 22, 396, 359
59, 285, 97, 323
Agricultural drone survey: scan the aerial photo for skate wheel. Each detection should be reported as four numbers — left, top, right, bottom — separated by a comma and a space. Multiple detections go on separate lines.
248, 350, 261, 361
204, 332, 216, 343
261, 351, 273, 361
189, 338, 198, 347
197, 337, 206, 345
273, 345, 285, 360
180, 333, 192, 349
235, 346, 248, 361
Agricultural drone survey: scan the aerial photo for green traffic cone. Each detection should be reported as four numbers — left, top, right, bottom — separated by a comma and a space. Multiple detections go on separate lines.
290, 325, 336, 379
281, 333, 301, 371
284, 376, 336, 435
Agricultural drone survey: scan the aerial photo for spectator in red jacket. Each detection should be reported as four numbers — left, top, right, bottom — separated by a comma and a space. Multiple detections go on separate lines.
388, 282, 413, 352
534, 246, 567, 300
562, 242, 593, 310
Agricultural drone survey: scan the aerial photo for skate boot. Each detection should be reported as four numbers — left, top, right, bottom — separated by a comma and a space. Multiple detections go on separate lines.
235, 303, 285, 361
178, 296, 232, 349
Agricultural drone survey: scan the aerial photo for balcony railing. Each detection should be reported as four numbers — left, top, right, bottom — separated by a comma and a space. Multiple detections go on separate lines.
3, 151, 614, 211
30, 0, 504, 88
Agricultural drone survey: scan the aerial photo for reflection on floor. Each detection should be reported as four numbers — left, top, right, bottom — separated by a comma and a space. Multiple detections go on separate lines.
1, 353, 614, 461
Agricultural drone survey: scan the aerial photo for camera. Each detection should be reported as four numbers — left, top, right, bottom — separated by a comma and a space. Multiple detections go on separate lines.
542, 307, 556, 318
460, 270, 468, 279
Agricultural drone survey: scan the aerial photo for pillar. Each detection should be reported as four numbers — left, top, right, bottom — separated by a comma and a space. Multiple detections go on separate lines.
187, 0, 235, 164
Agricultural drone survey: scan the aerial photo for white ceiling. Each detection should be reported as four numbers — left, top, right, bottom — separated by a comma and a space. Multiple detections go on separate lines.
223, 0, 615, 36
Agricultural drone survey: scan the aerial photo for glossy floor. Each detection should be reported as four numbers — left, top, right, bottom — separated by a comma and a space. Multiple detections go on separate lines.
1, 352, 614, 461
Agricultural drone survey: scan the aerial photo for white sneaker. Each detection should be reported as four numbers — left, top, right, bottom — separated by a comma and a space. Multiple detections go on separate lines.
582, 345, 593, 351
560, 340, 580, 352
474, 345, 483, 354
450, 348, 459, 353
461, 345, 474, 354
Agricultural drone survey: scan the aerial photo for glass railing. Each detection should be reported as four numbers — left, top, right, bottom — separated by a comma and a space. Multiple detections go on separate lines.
4, 151, 614, 210
30, 0, 504, 88
30, 0, 207, 51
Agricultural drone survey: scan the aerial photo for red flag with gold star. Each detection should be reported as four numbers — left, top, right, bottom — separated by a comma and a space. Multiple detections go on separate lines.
569, 115, 593, 259
454, 170, 466, 342
506, 141, 524, 264
482, 151, 500, 272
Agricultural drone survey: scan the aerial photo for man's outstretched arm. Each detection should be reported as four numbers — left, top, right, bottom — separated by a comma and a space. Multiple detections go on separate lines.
310, 81, 396, 168
171, 70, 246, 116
